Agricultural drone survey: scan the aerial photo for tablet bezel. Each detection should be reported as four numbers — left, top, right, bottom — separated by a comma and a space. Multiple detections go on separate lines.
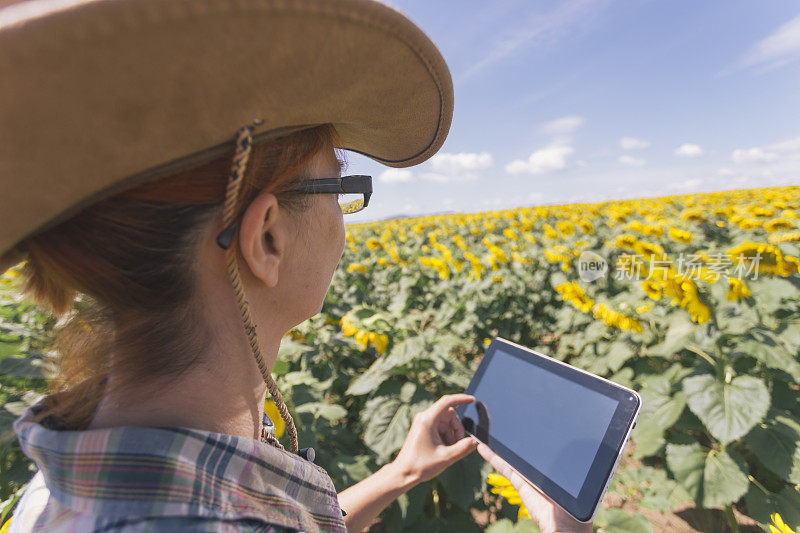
455, 337, 641, 523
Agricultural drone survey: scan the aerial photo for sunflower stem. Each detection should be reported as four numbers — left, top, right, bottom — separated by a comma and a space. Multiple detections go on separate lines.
724, 504, 740, 533
685, 343, 717, 369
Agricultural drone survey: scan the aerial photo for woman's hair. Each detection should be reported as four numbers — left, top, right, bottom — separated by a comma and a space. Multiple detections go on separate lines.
16, 123, 343, 431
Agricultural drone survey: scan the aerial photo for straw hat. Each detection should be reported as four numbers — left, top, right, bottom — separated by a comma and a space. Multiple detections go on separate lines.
0, 0, 454, 273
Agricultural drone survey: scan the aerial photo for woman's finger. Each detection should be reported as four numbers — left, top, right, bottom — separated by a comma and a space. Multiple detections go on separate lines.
448, 408, 465, 440
436, 408, 464, 445
426, 394, 474, 421
446, 435, 480, 462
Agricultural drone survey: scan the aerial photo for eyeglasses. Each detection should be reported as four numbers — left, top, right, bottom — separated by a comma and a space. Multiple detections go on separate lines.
216, 174, 372, 250
294, 175, 372, 215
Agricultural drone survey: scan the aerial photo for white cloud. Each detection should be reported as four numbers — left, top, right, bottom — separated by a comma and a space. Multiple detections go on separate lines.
723, 135, 800, 182
766, 135, 800, 152
418, 172, 465, 183
738, 14, 800, 72
415, 151, 493, 183
729, 135, 800, 167
506, 141, 574, 175
732, 147, 779, 164
457, 0, 609, 83
618, 155, 646, 167
541, 115, 584, 136
620, 137, 650, 150
674, 143, 704, 158
378, 168, 414, 184
430, 151, 493, 174
528, 192, 544, 202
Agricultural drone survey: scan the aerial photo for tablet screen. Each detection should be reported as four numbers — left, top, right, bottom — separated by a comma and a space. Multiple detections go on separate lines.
464, 346, 618, 496
456, 339, 640, 521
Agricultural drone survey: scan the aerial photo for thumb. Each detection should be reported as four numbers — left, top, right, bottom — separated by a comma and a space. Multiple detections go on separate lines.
446, 435, 480, 462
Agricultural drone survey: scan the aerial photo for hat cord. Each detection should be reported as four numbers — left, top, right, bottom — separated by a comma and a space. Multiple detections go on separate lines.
221, 120, 299, 455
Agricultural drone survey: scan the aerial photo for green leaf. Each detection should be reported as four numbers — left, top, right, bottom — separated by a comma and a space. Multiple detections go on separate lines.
630, 374, 686, 458
385, 334, 426, 367
775, 319, 800, 349
666, 443, 749, 508
662, 363, 694, 385
276, 339, 313, 363
345, 357, 392, 396
634, 468, 691, 513
485, 518, 517, 533
294, 402, 348, 422
610, 466, 690, 513
0, 340, 21, 360
647, 314, 695, 358
631, 421, 665, 458
485, 518, 541, 533
334, 454, 373, 487
387, 480, 429, 526
436, 452, 484, 511
609, 367, 634, 389
744, 484, 800, 526
744, 410, 800, 484
345, 335, 427, 396
0, 409, 18, 443
0, 484, 27, 524
0, 352, 55, 378
594, 508, 652, 533
734, 330, 800, 380
362, 395, 412, 462
271, 359, 290, 376
716, 304, 756, 334
399, 382, 416, 403
638, 376, 687, 431
683, 373, 769, 444
603, 337, 637, 373
513, 519, 543, 533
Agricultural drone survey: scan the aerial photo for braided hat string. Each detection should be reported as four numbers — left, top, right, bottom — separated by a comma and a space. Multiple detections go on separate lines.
221, 121, 300, 455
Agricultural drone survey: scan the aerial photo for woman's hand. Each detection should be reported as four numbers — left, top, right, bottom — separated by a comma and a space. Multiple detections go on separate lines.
390, 393, 480, 485
475, 440, 593, 533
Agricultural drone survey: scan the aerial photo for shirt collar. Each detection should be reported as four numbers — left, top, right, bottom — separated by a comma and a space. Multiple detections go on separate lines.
14, 397, 347, 533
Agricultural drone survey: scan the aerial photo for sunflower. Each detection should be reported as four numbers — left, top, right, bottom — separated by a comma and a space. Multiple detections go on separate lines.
555, 281, 594, 313
419, 256, 450, 280
264, 398, 286, 439
464, 251, 484, 281
486, 473, 531, 521
668, 227, 694, 244
592, 303, 643, 332
770, 512, 794, 533
727, 242, 794, 277
347, 263, 368, 273
726, 277, 751, 301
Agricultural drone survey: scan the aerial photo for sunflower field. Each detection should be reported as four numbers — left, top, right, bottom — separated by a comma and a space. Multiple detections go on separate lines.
1, 185, 799, 532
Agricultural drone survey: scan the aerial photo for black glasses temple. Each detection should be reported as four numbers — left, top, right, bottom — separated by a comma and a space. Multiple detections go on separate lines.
293, 175, 372, 194
216, 175, 372, 250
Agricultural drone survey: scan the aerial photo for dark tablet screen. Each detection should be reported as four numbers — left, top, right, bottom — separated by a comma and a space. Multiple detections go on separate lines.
455, 338, 640, 521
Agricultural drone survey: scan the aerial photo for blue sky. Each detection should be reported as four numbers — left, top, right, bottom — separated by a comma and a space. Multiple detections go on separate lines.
342, 0, 800, 223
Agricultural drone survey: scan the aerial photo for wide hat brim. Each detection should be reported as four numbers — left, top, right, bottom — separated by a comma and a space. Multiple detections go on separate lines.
0, 0, 453, 272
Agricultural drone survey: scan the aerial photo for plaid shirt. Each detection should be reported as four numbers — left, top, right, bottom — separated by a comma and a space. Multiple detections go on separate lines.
9, 398, 348, 532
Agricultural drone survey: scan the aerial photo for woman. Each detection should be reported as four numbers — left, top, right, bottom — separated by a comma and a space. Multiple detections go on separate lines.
1, 0, 592, 531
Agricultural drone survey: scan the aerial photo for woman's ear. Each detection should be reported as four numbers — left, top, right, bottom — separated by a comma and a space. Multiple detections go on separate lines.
238, 191, 287, 287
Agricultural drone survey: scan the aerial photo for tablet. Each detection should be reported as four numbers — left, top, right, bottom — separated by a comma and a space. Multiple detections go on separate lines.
455, 337, 641, 523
